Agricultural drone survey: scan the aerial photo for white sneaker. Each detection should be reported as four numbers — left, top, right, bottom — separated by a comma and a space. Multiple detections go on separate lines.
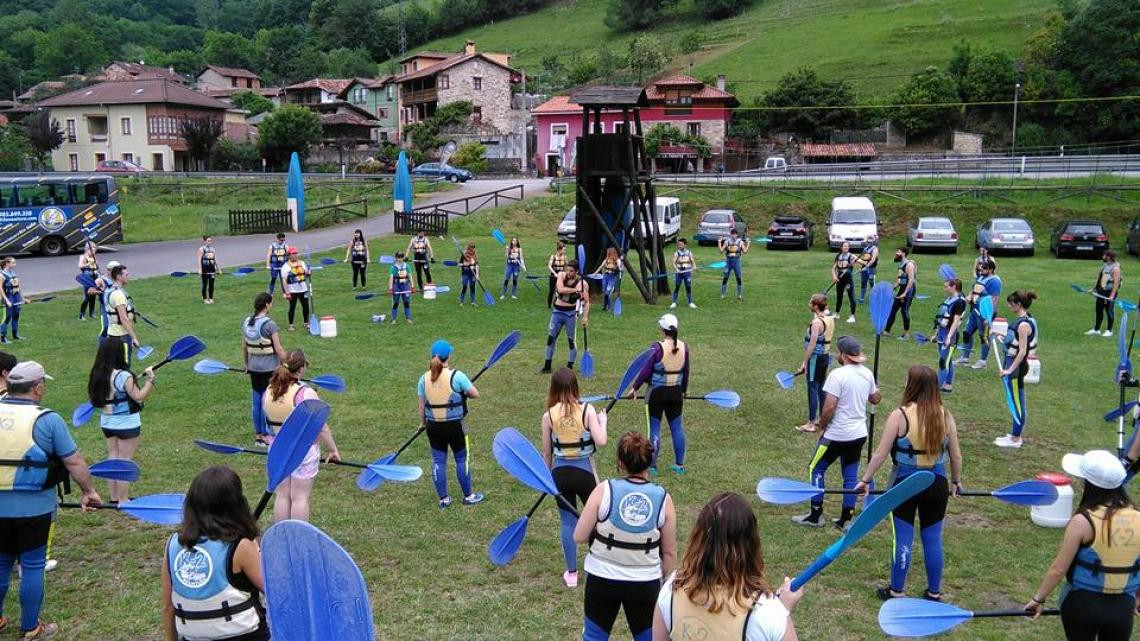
669, 302, 677, 309
1086, 328, 1101, 335
499, 295, 505, 300
1103, 330, 1114, 337
954, 356, 970, 365
993, 435, 1022, 448
970, 360, 987, 369
44, 559, 58, 572
689, 302, 697, 309
847, 315, 856, 324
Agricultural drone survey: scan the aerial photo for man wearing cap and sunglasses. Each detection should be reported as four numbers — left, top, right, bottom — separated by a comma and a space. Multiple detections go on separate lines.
0, 361, 102, 640
793, 336, 880, 531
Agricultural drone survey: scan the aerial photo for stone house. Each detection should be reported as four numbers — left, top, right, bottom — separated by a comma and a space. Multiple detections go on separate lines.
195, 66, 283, 105
103, 61, 185, 84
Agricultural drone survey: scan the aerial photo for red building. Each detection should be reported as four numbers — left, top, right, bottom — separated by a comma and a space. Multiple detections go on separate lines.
532, 74, 737, 176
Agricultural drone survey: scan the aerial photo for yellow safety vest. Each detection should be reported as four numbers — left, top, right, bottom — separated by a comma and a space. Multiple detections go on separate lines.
263, 382, 304, 429
0, 402, 64, 492
549, 402, 594, 459
670, 588, 759, 641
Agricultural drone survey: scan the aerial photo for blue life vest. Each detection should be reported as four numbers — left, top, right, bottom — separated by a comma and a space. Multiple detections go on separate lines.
589, 478, 667, 569
935, 294, 963, 329
2, 271, 21, 305
0, 402, 65, 492
1004, 315, 1038, 357
269, 242, 288, 268
166, 536, 264, 639
423, 369, 467, 423
1067, 507, 1140, 596
242, 316, 275, 356
98, 275, 114, 337
896, 259, 913, 292
859, 243, 878, 270
891, 404, 948, 474
392, 263, 411, 292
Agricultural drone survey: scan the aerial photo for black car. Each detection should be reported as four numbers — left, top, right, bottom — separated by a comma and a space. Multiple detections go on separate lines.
1050, 219, 1109, 258
766, 215, 814, 250
1127, 217, 1140, 256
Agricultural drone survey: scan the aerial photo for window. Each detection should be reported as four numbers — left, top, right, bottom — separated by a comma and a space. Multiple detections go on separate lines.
472, 106, 482, 122
66, 119, 76, 143
122, 153, 134, 163
68, 153, 78, 172
439, 75, 449, 90
664, 89, 693, 116
152, 153, 164, 171
88, 116, 108, 142
15, 184, 55, 206
551, 124, 568, 136
376, 108, 388, 119
121, 117, 132, 135
614, 122, 628, 135
387, 85, 394, 100
231, 78, 238, 88
687, 122, 701, 137
473, 77, 482, 90
94, 152, 106, 164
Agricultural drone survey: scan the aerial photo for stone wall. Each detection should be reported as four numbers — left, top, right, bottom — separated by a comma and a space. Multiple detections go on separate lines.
436, 58, 515, 136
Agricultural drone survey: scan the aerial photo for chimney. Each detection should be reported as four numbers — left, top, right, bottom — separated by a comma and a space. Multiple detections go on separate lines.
464, 40, 476, 55
716, 75, 726, 91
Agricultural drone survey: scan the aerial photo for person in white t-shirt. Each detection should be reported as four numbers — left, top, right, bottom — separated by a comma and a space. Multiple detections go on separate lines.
792, 335, 880, 531
653, 492, 802, 641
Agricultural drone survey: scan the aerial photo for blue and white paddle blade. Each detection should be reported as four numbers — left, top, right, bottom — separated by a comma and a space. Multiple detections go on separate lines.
136, 345, 154, 360
775, 371, 795, 390
878, 598, 973, 637
938, 264, 957, 281
580, 394, 609, 403
870, 282, 894, 335
487, 516, 529, 566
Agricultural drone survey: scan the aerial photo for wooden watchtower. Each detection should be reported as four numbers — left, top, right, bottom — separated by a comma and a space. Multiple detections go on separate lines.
569, 87, 668, 303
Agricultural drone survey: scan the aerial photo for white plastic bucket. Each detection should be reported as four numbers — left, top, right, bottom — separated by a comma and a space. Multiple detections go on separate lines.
1031, 473, 1073, 528
319, 316, 337, 338
423, 284, 436, 300
1025, 354, 1041, 384
990, 316, 1008, 339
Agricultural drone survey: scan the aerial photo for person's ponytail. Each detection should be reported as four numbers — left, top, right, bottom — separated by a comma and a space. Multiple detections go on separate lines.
429, 355, 445, 382
249, 292, 272, 326
665, 327, 679, 354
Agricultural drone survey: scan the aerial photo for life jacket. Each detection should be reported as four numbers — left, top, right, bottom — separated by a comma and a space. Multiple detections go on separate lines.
105, 285, 135, 329
554, 275, 582, 312
351, 240, 367, 261
548, 402, 594, 459
723, 238, 743, 259
0, 402, 67, 492
507, 247, 521, 265
461, 255, 478, 275
200, 246, 216, 269
859, 244, 878, 269
651, 340, 687, 388
423, 368, 467, 423
242, 316, 275, 356
935, 294, 963, 329
1098, 263, 1118, 291
80, 254, 98, 275
551, 253, 567, 273
674, 250, 694, 272
412, 236, 428, 255
263, 382, 305, 429
589, 478, 667, 569
896, 259, 913, 291
2, 271, 20, 304
804, 313, 835, 355
669, 588, 760, 641
98, 369, 143, 417
98, 275, 113, 337
285, 261, 308, 285
166, 536, 264, 640
1066, 506, 1140, 596
269, 242, 288, 268
834, 252, 854, 277
974, 255, 988, 276
891, 403, 948, 470
603, 257, 619, 275
392, 263, 411, 291
1004, 315, 1038, 357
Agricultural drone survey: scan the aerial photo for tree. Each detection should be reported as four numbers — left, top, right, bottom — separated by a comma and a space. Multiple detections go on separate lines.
626, 34, 668, 84
448, 141, 488, 172
679, 31, 704, 55
201, 30, 257, 70
323, 47, 375, 78
759, 67, 860, 139
33, 24, 106, 76
22, 111, 63, 170
0, 124, 31, 171
211, 138, 261, 170
698, 0, 751, 20
605, 0, 671, 32
230, 90, 275, 117
889, 66, 959, 137
180, 118, 225, 170
258, 104, 322, 168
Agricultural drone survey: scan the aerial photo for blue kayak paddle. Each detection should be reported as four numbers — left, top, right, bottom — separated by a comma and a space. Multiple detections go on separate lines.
1105, 401, 1139, 422
152, 335, 207, 371
194, 439, 420, 482
580, 323, 595, 379
491, 427, 579, 516
878, 597, 1057, 637
254, 399, 331, 518
193, 359, 347, 393
790, 471, 934, 591
470, 330, 522, 383
775, 370, 801, 390
60, 493, 185, 526
938, 264, 957, 281
88, 458, 141, 482
866, 281, 896, 505
492, 228, 507, 245
756, 477, 1056, 507
71, 401, 95, 427
583, 389, 740, 409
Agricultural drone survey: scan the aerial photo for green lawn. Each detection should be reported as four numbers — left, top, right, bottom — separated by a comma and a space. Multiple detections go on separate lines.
409, 0, 1055, 100
5, 186, 1140, 639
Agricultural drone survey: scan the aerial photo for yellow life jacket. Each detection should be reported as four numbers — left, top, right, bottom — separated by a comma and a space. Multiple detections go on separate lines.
423, 368, 467, 422
669, 588, 759, 641
651, 340, 687, 387
805, 313, 835, 354
549, 402, 594, 459
107, 286, 135, 330
263, 382, 305, 429
1099, 263, 1119, 291
1067, 506, 1140, 595
892, 403, 949, 469
286, 261, 308, 285
603, 257, 619, 275
0, 402, 66, 492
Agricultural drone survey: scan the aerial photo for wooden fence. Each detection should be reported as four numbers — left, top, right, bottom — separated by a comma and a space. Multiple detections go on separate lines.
228, 209, 290, 234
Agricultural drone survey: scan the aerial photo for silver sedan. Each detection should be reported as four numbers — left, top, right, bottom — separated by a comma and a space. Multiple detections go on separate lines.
907, 216, 959, 253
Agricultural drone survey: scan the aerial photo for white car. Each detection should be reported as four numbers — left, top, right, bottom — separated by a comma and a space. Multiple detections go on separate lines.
827, 196, 879, 250
555, 197, 682, 246
907, 216, 959, 253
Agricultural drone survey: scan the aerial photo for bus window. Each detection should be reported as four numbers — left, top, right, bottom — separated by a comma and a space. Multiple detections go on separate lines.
47, 184, 72, 206
83, 181, 108, 204
14, 184, 53, 207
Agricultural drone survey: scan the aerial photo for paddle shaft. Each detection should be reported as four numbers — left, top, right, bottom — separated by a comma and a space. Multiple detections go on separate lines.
973, 609, 1059, 619
868, 333, 882, 462
211, 444, 378, 470
1122, 297, 1140, 456
59, 501, 119, 509
253, 491, 273, 519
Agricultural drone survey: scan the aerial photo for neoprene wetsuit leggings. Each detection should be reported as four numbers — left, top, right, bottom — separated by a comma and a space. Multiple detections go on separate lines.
80, 290, 97, 318
646, 386, 685, 467
884, 290, 915, 333
413, 255, 431, 289
249, 371, 272, 437
958, 310, 991, 361
1, 304, 19, 339
501, 263, 520, 297
859, 267, 876, 301
808, 436, 865, 511
582, 574, 658, 641
286, 294, 310, 325
835, 274, 856, 315
721, 258, 742, 296
546, 309, 578, 365
200, 273, 215, 300
460, 271, 477, 303
267, 266, 284, 296
351, 260, 366, 288
1095, 289, 1116, 331
0, 513, 51, 632
672, 273, 692, 304
806, 353, 830, 422
391, 291, 411, 319
552, 463, 595, 572
937, 329, 957, 387
425, 420, 472, 499
1060, 589, 1135, 641
1002, 355, 1028, 437
890, 473, 949, 594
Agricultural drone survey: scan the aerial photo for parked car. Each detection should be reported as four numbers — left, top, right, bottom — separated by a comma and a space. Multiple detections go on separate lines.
1050, 219, 1109, 258
555, 197, 682, 246
556, 206, 577, 243
763, 156, 787, 172
766, 215, 814, 250
906, 216, 959, 253
827, 196, 879, 250
976, 217, 1035, 255
411, 162, 472, 183
96, 159, 147, 173
1127, 217, 1140, 256
694, 209, 746, 246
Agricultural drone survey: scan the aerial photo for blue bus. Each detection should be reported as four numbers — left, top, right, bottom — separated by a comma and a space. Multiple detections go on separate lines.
0, 175, 123, 255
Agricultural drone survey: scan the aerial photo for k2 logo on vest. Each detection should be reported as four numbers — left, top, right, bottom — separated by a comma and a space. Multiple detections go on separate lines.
619, 492, 654, 527
174, 547, 214, 589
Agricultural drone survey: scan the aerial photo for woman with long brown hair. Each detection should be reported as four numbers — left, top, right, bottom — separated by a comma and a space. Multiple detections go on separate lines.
593, 246, 623, 312
162, 466, 269, 641
574, 432, 676, 641
652, 493, 803, 640
262, 350, 340, 521
89, 337, 156, 503
344, 228, 370, 289
995, 290, 1038, 448
459, 243, 480, 306
418, 339, 483, 509
541, 367, 607, 588
855, 365, 963, 601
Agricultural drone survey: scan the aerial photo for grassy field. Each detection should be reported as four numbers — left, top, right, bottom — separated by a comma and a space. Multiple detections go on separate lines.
4, 185, 1140, 640
409, 0, 1055, 100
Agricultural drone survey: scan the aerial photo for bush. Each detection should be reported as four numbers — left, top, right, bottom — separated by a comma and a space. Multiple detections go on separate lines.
211, 139, 261, 171
230, 90, 275, 117
258, 105, 323, 169
679, 31, 704, 55
449, 141, 488, 173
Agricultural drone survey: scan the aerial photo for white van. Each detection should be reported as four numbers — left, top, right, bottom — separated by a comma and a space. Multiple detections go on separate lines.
827, 196, 879, 250
559, 198, 682, 246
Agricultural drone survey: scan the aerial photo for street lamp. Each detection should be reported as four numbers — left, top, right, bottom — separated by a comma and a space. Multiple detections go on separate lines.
1011, 81, 1021, 157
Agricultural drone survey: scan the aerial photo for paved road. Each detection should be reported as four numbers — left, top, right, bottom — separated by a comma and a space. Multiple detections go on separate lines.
21, 178, 550, 295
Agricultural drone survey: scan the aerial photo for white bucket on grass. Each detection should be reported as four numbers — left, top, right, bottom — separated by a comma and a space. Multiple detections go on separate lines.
319, 316, 337, 338
423, 284, 436, 300
1031, 473, 1073, 528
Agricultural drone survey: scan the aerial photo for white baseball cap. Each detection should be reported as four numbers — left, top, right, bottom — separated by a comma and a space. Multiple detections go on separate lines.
658, 313, 678, 331
1062, 450, 1127, 489
106, 260, 121, 269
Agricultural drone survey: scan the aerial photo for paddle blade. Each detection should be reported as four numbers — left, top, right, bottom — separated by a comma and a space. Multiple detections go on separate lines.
708, 260, 726, 270
364, 463, 422, 482
991, 480, 1059, 506
71, 402, 94, 427
938, 264, 957, 281
136, 345, 154, 360
309, 314, 320, 335
75, 273, 97, 289
309, 374, 347, 393
442, 260, 459, 267
581, 394, 610, 403
616, 348, 653, 400
585, 273, 603, 281
1119, 313, 1130, 364
879, 598, 973, 637
977, 294, 995, 322
194, 439, 248, 455
230, 271, 249, 278
870, 282, 894, 335
118, 493, 185, 526
193, 359, 231, 375
488, 516, 530, 566
483, 330, 522, 372
356, 453, 397, 492
433, 285, 451, 293
1119, 299, 1138, 313
169, 271, 189, 278
613, 296, 623, 316
266, 399, 331, 491
577, 244, 585, 270
355, 293, 377, 301
1104, 401, 1138, 422
492, 427, 559, 495
320, 258, 337, 266
1070, 283, 1089, 294
235, 266, 256, 274
756, 477, 822, 505
482, 288, 495, 306
89, 458, 140, 482
492, 228, 507, 245
913, 332, 930, 345
581, 349, 595, 379
379, 255, 396, 264
776, 371, 795, 390
167, 335, 207, 362
704, 389, 740, 409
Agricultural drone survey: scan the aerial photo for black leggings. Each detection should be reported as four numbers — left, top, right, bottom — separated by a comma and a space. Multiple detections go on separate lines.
1061, 589, 1135, 641
287, 294, 310, 325
413, 255, 432, 289
1095, 289, 1116, 331
79, 291, 98, 317
583, 573, 659, 640
201, 273, 215, 300
351, 261, 367, 288
835, 274, 856, 315
552, 466, 595, 512
547, 275, 558, 308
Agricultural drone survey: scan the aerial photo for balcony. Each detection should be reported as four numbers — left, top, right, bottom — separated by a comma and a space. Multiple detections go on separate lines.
90, 134, 107, 143
402, 87, 437, 104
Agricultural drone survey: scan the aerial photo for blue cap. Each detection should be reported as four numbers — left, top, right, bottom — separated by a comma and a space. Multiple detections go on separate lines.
430, 339, 453, 359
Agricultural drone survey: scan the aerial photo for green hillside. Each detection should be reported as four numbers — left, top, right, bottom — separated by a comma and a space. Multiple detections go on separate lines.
409, 0, 1057, 100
